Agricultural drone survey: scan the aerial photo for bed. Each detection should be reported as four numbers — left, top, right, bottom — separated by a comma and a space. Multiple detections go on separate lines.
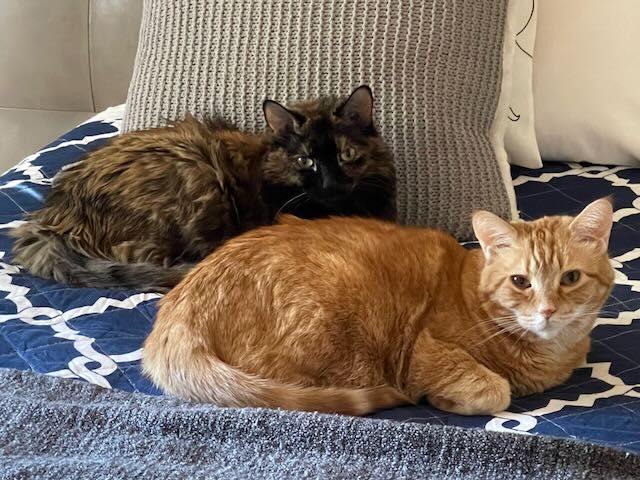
0, 107, 638, 453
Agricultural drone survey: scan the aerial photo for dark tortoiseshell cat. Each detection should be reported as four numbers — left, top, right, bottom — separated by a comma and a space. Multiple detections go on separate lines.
12, 86, 396, 291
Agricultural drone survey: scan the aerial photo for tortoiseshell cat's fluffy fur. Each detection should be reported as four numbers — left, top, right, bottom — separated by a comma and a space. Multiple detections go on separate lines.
143, 199, 614, 416
11, 86, 395, 291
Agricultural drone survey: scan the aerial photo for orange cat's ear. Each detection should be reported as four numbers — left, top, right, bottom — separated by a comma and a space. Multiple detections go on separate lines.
472, 211, 517, 258
263, 100, 305, 135
569, 197, 614, 253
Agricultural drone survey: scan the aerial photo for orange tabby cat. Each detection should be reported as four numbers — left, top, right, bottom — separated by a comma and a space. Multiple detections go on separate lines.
142, 198, 614, 416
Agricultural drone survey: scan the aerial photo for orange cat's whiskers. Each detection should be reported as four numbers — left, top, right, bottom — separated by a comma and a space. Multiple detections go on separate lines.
474, 319, 524, 346
475, 324, 523, 348
479, 313, 520, 322
512, 328, 530, 350
465, 316, 519, 333
578, 310, 615, 317
458, 317, 521, 344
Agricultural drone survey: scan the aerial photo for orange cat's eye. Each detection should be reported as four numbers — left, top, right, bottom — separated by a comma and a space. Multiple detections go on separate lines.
511, 275, 531, 289
561, 270, 581, 286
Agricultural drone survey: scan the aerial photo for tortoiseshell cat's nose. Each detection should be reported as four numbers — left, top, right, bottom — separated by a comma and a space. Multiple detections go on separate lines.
322, 175, 337, 191
317, 163, 339, 191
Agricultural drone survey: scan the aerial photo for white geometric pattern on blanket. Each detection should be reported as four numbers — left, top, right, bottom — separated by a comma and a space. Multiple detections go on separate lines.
487, 163, 640, 434
612, 249, 640, 293
513, 163, 640, 224
0, 251, 160, 389
0, 105, 161, 390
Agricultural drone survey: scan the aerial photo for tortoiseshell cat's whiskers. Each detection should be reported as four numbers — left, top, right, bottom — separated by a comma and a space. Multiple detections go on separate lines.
355, 179, 392, 194
275, 192, 309, 218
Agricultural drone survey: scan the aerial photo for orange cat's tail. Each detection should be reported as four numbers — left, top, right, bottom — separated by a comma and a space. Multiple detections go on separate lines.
142, 346, 408, 416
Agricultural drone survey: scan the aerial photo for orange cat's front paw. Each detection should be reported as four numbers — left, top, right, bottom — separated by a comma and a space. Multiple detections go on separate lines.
428, 369, 511, 416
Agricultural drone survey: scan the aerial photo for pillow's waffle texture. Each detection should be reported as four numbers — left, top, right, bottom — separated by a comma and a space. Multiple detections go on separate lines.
123, 0, 517, 239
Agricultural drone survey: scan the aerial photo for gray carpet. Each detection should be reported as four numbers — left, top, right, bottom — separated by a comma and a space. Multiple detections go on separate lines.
0, 369, 637, 479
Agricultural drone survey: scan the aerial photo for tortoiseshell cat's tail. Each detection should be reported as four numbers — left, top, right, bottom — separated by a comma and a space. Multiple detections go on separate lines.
70, 259, 192, 293
11, 223, 191, 292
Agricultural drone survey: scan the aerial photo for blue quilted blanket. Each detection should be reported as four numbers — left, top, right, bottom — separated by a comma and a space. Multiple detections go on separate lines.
0, 106, 638, 452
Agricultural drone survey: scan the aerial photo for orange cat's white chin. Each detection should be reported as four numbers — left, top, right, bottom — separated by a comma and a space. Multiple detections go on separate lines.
518, 321, 558, 339
515, 314, 582, 340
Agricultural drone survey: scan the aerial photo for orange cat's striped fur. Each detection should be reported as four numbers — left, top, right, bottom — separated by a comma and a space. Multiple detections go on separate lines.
142, 198, 614, 415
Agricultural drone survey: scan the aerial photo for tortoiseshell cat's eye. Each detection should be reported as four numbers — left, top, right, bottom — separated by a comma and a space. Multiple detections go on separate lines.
296, 156, 315, 170
339, 147, 357, 163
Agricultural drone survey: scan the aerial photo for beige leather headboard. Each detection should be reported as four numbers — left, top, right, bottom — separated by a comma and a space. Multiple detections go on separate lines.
0, 0, 143, 170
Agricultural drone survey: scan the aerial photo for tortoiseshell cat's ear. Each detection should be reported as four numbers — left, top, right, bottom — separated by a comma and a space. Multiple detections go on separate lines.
263, 100, 305, 135
334, 85, 374, 129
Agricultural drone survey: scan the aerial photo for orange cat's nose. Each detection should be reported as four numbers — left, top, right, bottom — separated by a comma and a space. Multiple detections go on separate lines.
540, 308, 556, 320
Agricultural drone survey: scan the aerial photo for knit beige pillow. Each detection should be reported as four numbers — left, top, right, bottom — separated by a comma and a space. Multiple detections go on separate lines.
124, 0, 518, 239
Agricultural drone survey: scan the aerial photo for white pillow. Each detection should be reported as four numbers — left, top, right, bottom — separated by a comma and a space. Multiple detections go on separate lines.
534, 0, 640, 166
504, 0, 542, 169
